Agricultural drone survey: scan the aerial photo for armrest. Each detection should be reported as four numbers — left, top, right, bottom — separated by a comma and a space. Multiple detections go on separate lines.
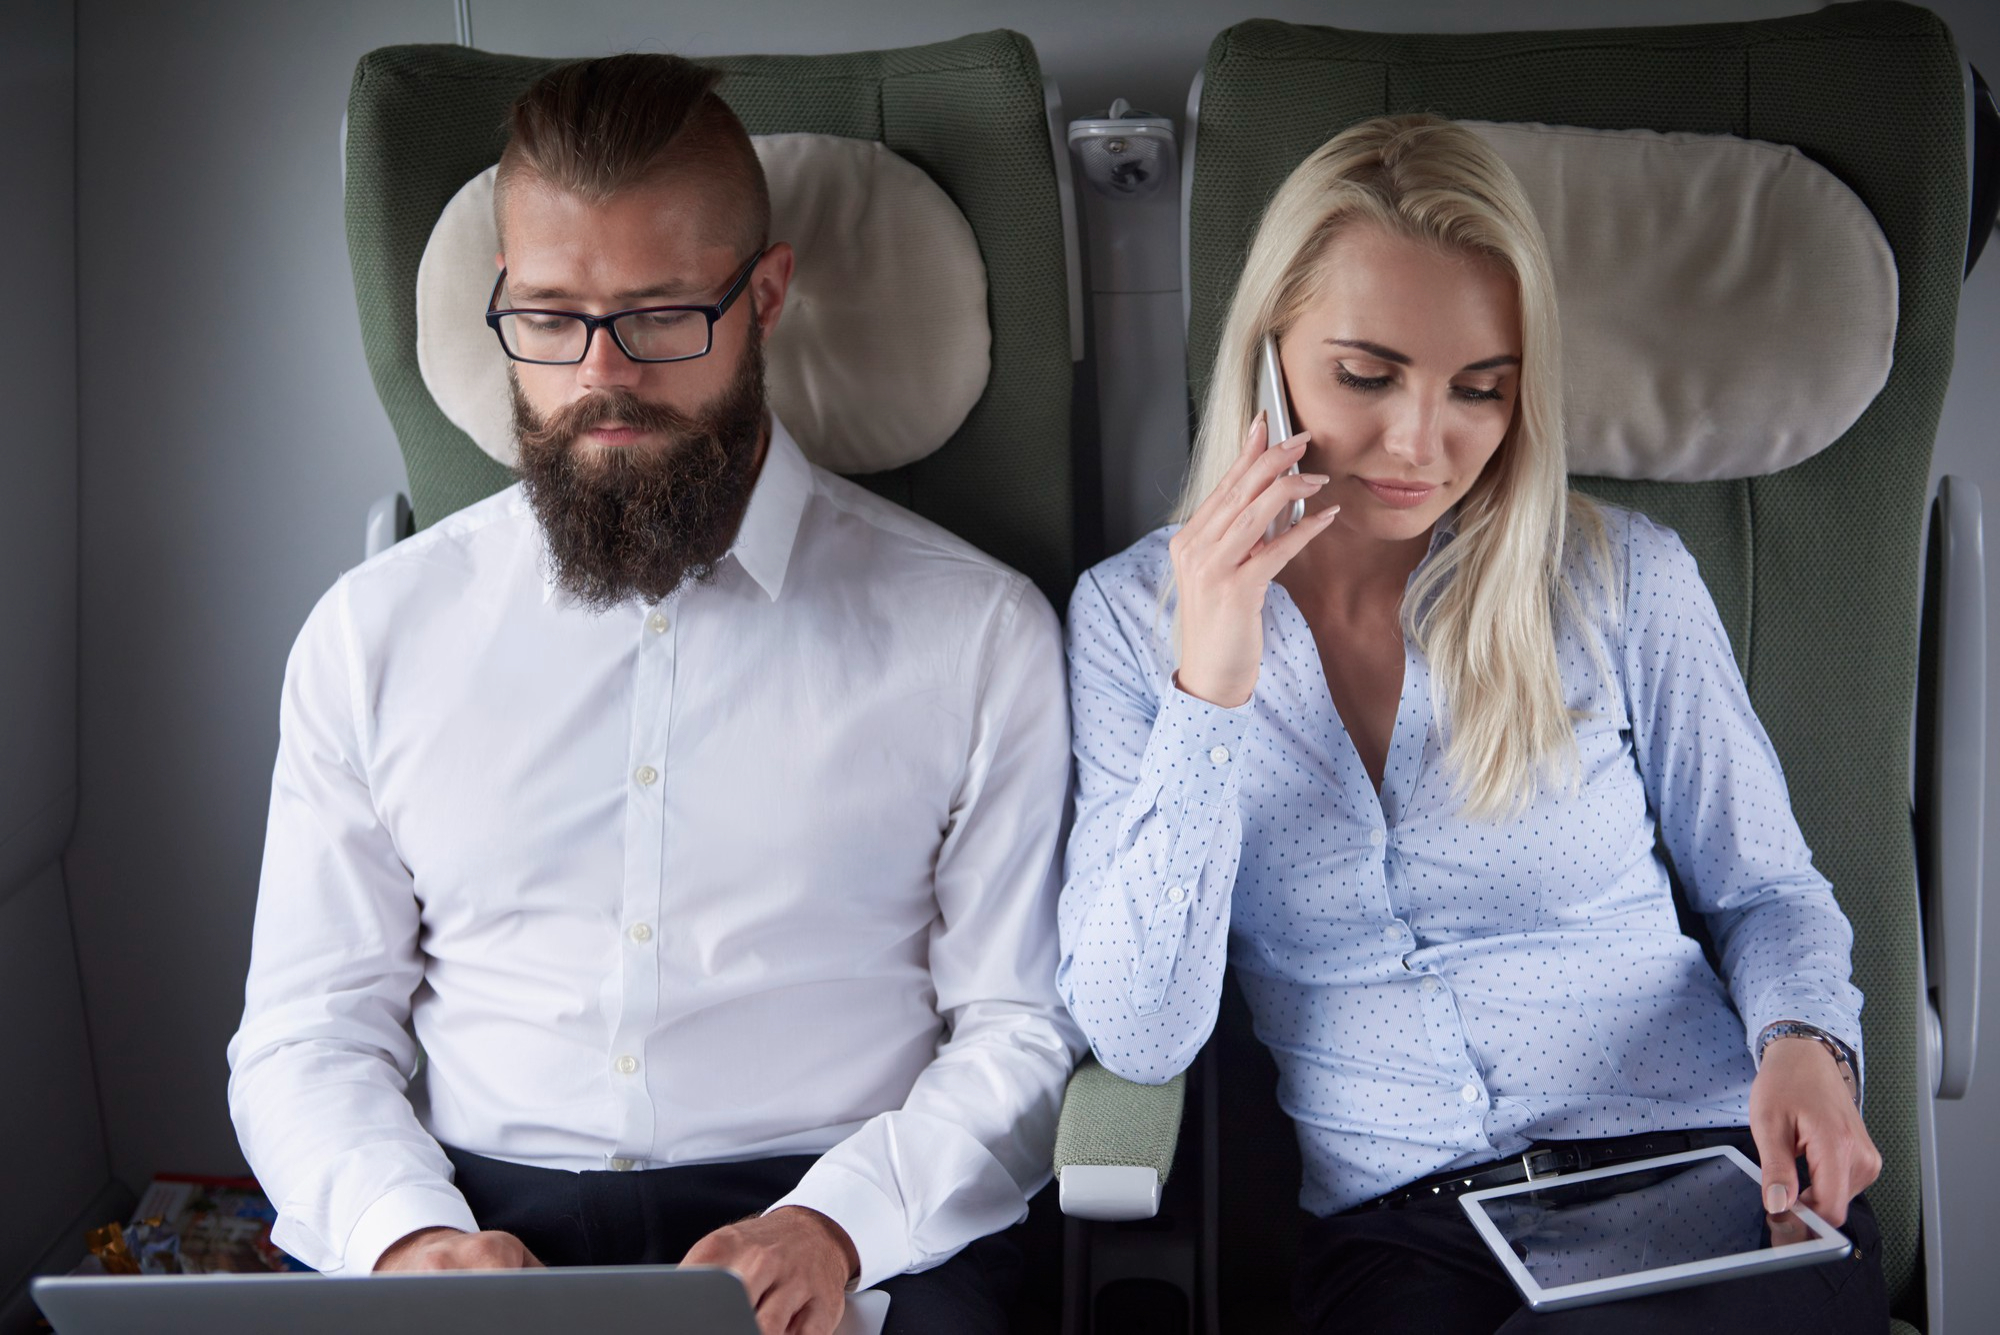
1053, 1057, 1184, 1221
365, 492, 413, 561
1918, 475, 1985, 1099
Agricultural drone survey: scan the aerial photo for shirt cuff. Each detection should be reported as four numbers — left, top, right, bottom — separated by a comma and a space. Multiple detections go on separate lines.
1141, 680, 1254, 807
767, 1158, 912, 1292
339, 1183, 481, 1274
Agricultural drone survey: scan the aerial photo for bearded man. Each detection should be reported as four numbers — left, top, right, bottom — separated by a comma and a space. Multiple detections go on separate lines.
227, 54, 1081, 1335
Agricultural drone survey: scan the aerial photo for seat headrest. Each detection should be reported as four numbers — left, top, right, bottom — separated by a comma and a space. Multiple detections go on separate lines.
416, 133, 991, 475
1462, 120, 1898, 483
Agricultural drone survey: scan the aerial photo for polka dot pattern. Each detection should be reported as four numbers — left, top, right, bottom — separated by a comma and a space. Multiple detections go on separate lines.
1055, 505, 1864, 1216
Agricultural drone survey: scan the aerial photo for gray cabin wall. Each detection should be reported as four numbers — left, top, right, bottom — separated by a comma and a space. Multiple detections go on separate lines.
0, 1, 119, 1328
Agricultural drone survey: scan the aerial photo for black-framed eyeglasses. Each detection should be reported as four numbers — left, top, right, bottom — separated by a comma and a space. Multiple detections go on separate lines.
485, 248, 765, 365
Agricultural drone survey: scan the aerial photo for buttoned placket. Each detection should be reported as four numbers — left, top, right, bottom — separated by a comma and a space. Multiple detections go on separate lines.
605, 596, 677, 1167
1274, 546, 1494, 1133
1387, 640, 1493, 1128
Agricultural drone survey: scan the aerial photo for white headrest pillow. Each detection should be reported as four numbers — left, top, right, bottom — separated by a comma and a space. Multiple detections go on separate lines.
416, 133, 991, 475
1463, 120, 1897, 482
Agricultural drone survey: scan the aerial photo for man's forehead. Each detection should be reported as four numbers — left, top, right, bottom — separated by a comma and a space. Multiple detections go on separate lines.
499, 181, 740, 302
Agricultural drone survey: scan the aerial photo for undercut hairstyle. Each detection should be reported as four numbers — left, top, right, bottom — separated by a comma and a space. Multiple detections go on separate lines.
495, 53, 770, 257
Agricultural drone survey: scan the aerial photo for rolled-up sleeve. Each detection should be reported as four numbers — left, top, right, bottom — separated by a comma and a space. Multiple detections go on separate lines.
1056, 564, 1251, 1084
1618, 513, 1865, 1075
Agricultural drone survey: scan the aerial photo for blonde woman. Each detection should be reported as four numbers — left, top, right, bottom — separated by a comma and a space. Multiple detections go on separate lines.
1057, 116, 1886, 1333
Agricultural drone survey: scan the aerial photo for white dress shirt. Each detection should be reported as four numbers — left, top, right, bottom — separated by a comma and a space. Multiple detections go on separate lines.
228, 418, 1083, 1286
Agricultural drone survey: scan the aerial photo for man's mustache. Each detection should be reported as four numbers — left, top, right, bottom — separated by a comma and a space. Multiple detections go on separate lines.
516, 387, 703, 455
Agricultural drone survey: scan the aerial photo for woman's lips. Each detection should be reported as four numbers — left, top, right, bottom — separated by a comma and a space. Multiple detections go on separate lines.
1359, 477, 1438, 509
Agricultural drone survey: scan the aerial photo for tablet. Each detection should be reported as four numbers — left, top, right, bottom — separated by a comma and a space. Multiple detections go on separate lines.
1458, 1145, 1851, 1312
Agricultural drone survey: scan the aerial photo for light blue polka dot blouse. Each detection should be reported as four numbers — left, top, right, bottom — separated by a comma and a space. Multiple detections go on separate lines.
1056, 503, 1863, 1217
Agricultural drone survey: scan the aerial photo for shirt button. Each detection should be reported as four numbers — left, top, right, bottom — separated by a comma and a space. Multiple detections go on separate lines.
615, 1055, 638, 1076
1460, 1082, 1480, 1104
634, 765, 659, 786
1167, 885, 1187, 904
1368, 828, 1385, 847
608, 1157, 636, 1172
1422, 976, 1442, 994
1209, 745, 1230, 764
1383, 922, 1406, 942
647, 612, 669, 635
629, 923, 653, 944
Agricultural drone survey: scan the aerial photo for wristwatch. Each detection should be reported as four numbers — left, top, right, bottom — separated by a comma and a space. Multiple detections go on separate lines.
1757, 1021, 1862, 1108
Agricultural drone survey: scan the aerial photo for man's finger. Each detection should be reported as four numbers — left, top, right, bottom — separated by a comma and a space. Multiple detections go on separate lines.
1749, 1112, 1799, 1216
755, 1277, 808, 1335
788, 1295, 844, 1335
735, 1252, 785, 1307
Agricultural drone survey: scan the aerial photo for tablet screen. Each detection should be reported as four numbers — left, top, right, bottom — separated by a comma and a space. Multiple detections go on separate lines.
1475, 1153, 1817, 1289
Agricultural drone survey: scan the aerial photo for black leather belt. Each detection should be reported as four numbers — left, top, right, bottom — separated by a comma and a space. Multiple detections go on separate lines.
1359, 1127, 1757, 1212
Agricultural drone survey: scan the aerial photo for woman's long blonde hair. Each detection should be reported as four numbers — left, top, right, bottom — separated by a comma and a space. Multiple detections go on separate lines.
1178, 114, 1607, 820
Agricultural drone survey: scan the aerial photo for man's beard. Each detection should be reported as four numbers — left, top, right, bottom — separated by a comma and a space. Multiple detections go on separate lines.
513, 328, 766, 612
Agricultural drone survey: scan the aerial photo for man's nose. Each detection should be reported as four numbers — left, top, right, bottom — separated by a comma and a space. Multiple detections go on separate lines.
574, 324, 644, 393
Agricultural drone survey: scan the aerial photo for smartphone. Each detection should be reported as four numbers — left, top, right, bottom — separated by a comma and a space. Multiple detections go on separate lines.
1257, 333, 1306, 543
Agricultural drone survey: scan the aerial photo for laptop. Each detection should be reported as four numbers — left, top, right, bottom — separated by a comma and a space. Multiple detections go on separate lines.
32, 1265, 890, 1334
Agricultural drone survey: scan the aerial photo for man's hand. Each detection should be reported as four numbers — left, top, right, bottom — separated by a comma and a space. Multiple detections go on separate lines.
372, 1227, 545, 1271
1748, 1036, 1881, 1227
681, 1207, 859, 1335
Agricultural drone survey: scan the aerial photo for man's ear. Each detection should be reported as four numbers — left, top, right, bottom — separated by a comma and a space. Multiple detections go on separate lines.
749, 242, 795, 341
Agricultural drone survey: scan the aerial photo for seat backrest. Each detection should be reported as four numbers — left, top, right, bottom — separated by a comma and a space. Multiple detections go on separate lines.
1185, 3, 1968, 1323
343, 31, 1077, 604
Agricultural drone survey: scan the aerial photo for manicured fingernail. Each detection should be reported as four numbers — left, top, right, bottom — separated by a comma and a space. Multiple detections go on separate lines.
1317, 505, 1341, 521
1302, 474, 1330, 484
1766, 1184, 1789, 1214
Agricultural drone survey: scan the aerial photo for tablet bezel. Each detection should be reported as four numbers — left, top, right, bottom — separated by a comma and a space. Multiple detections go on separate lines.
1457, 1144, 1852, 1313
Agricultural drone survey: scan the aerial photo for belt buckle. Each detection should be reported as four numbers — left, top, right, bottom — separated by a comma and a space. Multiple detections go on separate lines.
1521, 1148, 1563, 1183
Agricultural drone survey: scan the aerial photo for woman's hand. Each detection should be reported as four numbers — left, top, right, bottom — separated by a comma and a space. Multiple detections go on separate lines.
1748, 1036, 1880, 1228
1170, 412, 1338, 708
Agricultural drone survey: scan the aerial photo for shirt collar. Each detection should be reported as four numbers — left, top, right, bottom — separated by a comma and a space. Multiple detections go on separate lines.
537, 414, 812, 608
1423, 505, 1462, 562
725, 414, 811, 603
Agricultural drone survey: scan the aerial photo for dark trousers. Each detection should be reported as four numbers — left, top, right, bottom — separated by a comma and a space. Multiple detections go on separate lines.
443, 1146, 1019, 1335
1293, 1158, 1888, 1335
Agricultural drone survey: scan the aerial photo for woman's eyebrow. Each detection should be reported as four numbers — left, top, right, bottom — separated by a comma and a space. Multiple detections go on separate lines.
1327, 338, 1411, 364
1326, 339, 1520, 374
